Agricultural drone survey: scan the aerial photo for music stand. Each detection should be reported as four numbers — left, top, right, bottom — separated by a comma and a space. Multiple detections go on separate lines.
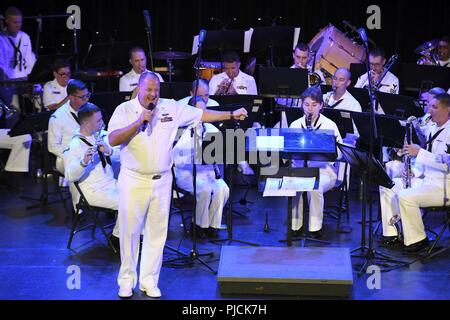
399, 63, 450, 94
248, 127, 337, 246
160, 82, 192, 100
374, 91, 425, 118
249, 26, 297, 67
200, 30, 245, 61
337, 143, 408, 275
258, 67, 308, 99
89, 91, 132, 127
321, 108, 355, 139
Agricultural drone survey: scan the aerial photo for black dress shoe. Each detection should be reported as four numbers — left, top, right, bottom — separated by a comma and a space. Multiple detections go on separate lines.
205, 227, 219, 239
309, 229, 323, 239
189, 224, 206, 239
291, 227, 304, 237
403, 238, 429, 254
378, 236, 402, 248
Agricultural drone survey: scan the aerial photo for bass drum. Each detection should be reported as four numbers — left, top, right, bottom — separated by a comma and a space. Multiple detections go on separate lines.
198, 61, 222, 80
309, 24, 366, 82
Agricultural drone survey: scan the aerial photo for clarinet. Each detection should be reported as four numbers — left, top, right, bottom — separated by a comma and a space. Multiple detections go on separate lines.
201, 123, 221, 179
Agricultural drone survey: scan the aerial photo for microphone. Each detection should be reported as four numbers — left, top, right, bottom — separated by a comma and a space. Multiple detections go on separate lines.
143, 10, 151, 31
357, 27, 368, 45
141, 103, 155, 132
198, 29, 207, 46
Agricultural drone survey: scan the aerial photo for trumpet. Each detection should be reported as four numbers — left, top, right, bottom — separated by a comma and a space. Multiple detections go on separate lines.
402, 116, 416, 188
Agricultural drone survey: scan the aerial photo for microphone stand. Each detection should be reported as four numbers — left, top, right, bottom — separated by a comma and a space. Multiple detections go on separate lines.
351, 31, 406, 276
143, 11, 154, 72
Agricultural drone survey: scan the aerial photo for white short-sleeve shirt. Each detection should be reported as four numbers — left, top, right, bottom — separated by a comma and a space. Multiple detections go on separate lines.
43, 79, 67, 108
119, 69, 164, 92
208, 71, 258, 96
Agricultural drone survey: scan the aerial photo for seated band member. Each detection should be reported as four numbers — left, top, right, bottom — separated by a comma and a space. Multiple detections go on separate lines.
355, 47, 399, 97
174, 84, 229, 238
289, 86, 343, 238
323, 67, 362, 145
208, 51, 257, 96
42, 59, 71, 111
436, 36, 450, 67
119, 47, 164, 93
385, 87, 446, 179
379, 93, 450, 253
63, 102, 119, 237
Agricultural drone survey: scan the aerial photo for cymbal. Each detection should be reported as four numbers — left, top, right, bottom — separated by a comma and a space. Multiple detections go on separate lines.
154, 51, 191, 60
415, 39, 438, 54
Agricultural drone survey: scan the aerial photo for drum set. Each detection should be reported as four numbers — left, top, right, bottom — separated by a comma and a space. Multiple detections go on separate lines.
308, 24, 366, 83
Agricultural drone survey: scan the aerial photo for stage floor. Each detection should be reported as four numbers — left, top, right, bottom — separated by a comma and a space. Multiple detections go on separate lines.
0, 174, 448, 300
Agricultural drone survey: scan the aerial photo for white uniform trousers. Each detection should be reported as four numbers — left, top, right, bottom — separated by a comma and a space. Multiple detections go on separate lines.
82, 182, 120, 237
0, 129, 32, 172
380, 177, 450, 246
292, 168, 336, 232
175, 168, 229, 229
117, 168, 172, 290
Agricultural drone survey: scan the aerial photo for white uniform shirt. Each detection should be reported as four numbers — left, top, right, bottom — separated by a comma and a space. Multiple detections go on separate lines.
43, 79, 67, 109
208, 71, 258, 96
64, 129, 117, 190
323, 90, 362, 113
108, 97, 203, 175
119, 69, 164, 92
289, 114, 343, 174
438, 57, 450, 67
48, 102, 80, 159
355, 71, 399, 95
177, 96, 219, 108
0, 30, 36, 79
416, 120, 450, 181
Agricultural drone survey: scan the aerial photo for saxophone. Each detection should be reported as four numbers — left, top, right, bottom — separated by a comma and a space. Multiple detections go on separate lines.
402, 116, 417, 188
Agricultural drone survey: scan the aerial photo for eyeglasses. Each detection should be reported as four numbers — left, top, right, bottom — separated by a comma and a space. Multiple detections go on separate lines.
56, 72, 71, 77
72, 92, 91, 100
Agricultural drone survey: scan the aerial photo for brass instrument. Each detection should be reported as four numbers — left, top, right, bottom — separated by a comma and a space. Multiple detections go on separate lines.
402, 116, 417, 188
372, 54, 398, 91
415, 39, 440, 66
308, 71, 322, 86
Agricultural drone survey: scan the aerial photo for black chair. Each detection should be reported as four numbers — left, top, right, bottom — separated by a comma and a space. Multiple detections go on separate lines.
421, 206, 450, 258
67, 181, 118, 253
170, 166, 190, 236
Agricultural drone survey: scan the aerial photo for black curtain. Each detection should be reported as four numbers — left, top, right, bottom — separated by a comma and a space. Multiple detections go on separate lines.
3, 0, 449, 81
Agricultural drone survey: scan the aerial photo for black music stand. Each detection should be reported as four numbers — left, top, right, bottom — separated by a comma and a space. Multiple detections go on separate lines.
321, 108, 355, 139
200, 30, 245, 61
249, 128, 337, 247
258, 67, 308, 99
249, 26, 297, 67
89, 91, 132, 127
399, 63, 450, 94
338, 143, 408, 275
160, 82, 192, 100
374, 92, 424, 118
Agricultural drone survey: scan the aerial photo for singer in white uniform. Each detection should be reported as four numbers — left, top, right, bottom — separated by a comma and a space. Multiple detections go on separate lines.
119, 47, 163, 92
289, 87, 343, 238
174, 80, 229, 238
379, 93, 450, 253
355, 48, 399, 97
64, 102, 120, 237
208, 51, 257, 96
108, 72, 248, 299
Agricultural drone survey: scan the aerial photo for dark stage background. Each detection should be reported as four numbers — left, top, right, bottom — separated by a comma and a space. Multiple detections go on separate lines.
2, 0, 449, 83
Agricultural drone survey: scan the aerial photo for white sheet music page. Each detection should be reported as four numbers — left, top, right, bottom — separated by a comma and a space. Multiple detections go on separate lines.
281, 176, 316, 191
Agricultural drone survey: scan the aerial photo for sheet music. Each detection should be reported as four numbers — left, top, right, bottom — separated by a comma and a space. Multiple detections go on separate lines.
262, 178, 296, 197
293, 27, 301, 50
244, 28, 254, 53
281, 176, 316, 191
192, 35, 199, 55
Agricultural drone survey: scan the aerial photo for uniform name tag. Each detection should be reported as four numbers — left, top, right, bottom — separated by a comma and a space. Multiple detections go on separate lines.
52, 91, 60, 94
237, 85, 247, 90
161, 116, 173, 123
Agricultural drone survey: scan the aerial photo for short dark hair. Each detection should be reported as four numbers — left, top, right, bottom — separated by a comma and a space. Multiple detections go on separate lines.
5, 7, 22, 18
301, 86, 323, 103
67, 79, 87, 96
434, 93, 450, 109
294, 42, 310, 53
128, 46, 145, 59
369, 47, 386, 59
223, 51, 240, 63
77, 102, 101, 124
51, 59, 71, 73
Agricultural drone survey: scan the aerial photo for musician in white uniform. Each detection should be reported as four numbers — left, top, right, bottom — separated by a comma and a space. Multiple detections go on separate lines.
0, 7, 36, 108
289, 87, 343, 238
174, 80, 228, 238
63, 102, 119, 237
108, 72, 247, 299
119, 47, 163, 92
42, 59, 71, 111
355, 48, 399, 97
437, 36, 450, 67
208, 51, 257, 96
379, 93, 450, 253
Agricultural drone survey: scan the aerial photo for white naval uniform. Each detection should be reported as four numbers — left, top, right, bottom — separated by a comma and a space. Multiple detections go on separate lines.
208, 70, 258, 96
172, 122, 229, 229
323, 90, 362, 137
47, 101, 80, 174
355, 71, 399, 95
119, 69, 164, 92
380, 120, 450, 246
438, 58, 450, 67
177, 96, 219, 108
0, 128, 32, 172
0, 30, 36, 80
289, 114, 343, 231
108, 96, 203, 291
64, 129, 120, 236
42, 79, 67, 110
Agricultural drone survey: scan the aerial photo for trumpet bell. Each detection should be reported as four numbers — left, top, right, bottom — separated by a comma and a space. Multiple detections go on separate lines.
308, 72, 322, 86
